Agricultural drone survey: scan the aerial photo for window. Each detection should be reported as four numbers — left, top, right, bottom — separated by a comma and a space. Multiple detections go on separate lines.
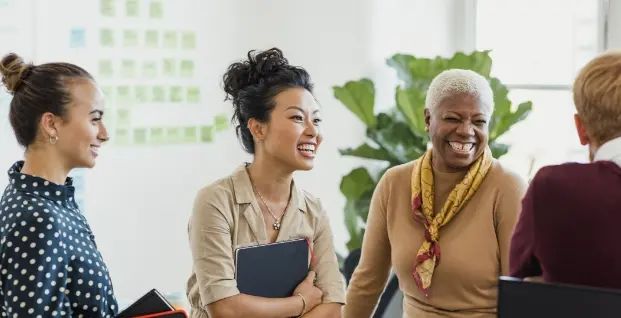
475, 0, 603, 179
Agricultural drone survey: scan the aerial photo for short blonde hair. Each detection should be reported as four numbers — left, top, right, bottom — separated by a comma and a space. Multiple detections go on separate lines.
425, 69, 494, 115
573, 50, 621, 143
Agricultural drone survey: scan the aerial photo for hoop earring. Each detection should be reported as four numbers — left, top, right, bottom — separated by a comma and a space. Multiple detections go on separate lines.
49, 135, 58, 145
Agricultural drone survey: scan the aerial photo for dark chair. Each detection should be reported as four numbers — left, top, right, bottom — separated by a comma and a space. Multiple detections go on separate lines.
341, 249, 403, 318
498, 276, 621, 318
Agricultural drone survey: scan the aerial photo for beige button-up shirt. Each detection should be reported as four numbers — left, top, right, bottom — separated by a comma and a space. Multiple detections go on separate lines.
186, 164, 346, 317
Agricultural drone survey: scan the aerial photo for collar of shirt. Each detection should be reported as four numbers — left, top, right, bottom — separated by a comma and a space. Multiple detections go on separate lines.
7, 160, 77, 205
594, 136, 621, 167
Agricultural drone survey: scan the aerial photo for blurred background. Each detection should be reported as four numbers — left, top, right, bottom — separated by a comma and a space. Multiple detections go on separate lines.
0, 0, 618, 311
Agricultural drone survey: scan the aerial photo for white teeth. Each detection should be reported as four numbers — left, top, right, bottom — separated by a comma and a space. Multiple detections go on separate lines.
449, 142, 474, 152
90, 147, 99, 154
297, 144, 315, 153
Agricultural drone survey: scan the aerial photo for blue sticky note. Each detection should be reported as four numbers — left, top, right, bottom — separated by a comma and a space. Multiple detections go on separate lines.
70, 28, 86, 48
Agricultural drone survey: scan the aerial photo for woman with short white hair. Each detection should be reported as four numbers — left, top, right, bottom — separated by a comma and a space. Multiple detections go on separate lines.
343, 69, 526, 317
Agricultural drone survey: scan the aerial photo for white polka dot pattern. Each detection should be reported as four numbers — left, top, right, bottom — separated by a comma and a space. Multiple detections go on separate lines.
0, 161, 118, 317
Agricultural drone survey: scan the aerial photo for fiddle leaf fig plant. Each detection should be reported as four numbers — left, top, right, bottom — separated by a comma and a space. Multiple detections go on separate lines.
333, 51, 533, 252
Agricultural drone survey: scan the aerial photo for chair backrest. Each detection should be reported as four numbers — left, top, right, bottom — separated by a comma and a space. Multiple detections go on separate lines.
498, 276, 621, 318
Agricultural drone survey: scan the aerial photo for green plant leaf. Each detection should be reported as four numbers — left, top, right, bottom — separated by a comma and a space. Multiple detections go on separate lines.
369, 112, 428, 163
387, 54, 416, 84
339, 143, 397, 162
340, 167, 375, 200
466, 50, 493, 77
490, 141, 510, 158
333, 79, 377, 128
395, 86, 427, 136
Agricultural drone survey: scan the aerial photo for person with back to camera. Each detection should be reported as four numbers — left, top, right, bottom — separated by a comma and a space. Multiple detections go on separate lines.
185, 47, 346, 318
509, 50, 621, 289
343, 69, 527, 318
0, 53, 118, 317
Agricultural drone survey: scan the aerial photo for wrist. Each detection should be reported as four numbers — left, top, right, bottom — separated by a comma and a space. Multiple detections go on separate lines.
294, 293, 307, 317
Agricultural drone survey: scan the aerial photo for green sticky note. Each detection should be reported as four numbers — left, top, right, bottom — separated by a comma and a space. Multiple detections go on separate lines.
115, 128, 130, 145
100, 28, 115, 47
186, 87, 200, 103
125, 0, 139, 17
169, 86, 183, 103
163, 31, 177, 49
98, 60, 114, 77
150, 127, 165, 144
214, 114, 228, 132
116, 86, 131, 104
183, 127, 197, 143
180, 60, 194, 78
121, 60, 136, 78
181, 31, 196, 50
166, 127, 181, 143
116, 109, 131, 127
149, 1, 164, 19
133, 128, 147, 144
200, 126, 213, 143
134, 85, 148, 103
141, 61, 157, 78
123, 30, 139, 46
145, 30, 159, 48
152, 86, 166, 102
100, 0, 115, 17
162, 58, 176, 76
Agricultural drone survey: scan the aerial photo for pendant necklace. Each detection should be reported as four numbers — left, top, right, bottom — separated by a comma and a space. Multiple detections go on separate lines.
247, 167, 289, 231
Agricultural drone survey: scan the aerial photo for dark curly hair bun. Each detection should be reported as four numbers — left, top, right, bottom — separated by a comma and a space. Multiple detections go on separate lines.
222, 47, 313, 154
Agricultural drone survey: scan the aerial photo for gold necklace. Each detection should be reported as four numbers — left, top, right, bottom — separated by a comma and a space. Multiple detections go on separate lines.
246, 167, 289, 231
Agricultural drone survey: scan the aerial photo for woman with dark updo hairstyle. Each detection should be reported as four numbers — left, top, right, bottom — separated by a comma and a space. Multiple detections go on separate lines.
185, 48, 345, 318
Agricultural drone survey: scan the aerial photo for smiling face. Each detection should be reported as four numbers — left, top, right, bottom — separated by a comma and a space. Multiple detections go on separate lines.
249, 87, 323, 171
45, 79, 109, 169
425, 92, 490, 172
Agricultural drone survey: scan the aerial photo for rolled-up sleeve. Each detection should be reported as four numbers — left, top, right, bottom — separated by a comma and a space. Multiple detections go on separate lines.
188, 187, 240, 305
311, 200, 346, 305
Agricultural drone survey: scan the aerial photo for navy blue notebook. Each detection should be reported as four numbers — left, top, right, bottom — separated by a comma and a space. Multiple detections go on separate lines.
235, 238, 309, 298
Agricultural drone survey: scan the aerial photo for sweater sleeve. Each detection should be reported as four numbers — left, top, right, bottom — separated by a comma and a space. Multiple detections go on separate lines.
1, 213, 72, 317
343, 169, 393, 318
509, 172, 542, 278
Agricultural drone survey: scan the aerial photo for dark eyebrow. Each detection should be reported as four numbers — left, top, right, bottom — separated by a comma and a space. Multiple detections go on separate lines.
286, 106, 319, 114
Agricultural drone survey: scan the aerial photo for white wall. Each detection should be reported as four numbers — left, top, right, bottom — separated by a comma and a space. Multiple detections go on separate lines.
608, 0, 621, 49
0, 0, 461, 304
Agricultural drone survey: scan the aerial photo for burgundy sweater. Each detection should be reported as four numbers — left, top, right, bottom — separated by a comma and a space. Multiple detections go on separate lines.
509, 161, 621, 289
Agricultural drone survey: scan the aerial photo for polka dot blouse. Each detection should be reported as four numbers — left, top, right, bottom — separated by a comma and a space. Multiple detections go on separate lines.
0, 161, 118, 317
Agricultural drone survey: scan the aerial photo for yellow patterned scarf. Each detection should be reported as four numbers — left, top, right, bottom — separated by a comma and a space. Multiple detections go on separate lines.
411, 147, 492, 297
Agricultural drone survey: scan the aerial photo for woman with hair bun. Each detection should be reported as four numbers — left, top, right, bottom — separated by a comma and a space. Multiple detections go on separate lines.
185, 48, 345, 318
0, 53, 117, 317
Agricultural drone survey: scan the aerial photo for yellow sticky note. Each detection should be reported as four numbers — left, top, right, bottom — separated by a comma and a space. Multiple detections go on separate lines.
133, 128, 148, 144
149, 1, 164, 19
125, 0, 139, 17
150, 127, 165, 144
152, 86, 166, 102
145, 30, 159, 48
186, 87, 200, 103
141, 61, 157, 78
116, 109, 131, 127
134, 85, 148, 103
123, 30, 139, 47
181, 31, 196, 50
166, 127, 181, 143
162, 59, 176, 76
121, 60, 136, 78
170, 86, 183, 103
98, 60, 114, 78
163, 31, 177, 49
214, 114, 228, 132
115, 129, 130, 145
117, 86, 131, 104
183, 127, 198, 143
200, 126, 213, 143
180, 60, 194, 78
100, 29, 115, 47
100, 0, 115, 17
